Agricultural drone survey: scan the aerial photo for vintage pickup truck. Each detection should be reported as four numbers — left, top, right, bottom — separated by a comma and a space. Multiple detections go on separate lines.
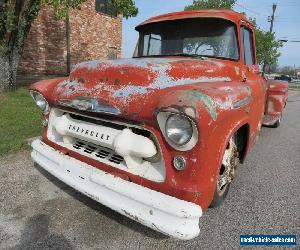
30, 10, 288, 240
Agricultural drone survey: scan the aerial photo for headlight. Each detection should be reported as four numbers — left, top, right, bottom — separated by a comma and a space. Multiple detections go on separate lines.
30, 91, 49, 114
165, 114, 193, 146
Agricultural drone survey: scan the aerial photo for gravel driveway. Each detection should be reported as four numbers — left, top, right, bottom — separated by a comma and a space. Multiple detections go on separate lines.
1, 90, 299, 250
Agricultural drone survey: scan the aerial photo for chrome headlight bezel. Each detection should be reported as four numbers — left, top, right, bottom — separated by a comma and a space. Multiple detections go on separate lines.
165, 114, 193, 146
30, 91, 50, 114
157, 112, 199, 151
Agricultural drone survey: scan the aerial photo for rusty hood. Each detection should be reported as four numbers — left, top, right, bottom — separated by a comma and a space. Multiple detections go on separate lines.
48, 58, 243, 120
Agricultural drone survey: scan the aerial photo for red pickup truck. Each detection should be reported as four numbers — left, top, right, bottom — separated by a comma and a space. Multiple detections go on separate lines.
30, 10, 288, 240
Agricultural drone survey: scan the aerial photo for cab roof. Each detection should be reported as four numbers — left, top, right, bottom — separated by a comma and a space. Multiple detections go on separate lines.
136, 9, 253, 30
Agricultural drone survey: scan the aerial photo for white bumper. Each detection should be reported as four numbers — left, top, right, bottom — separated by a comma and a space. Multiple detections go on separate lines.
31, 139, 202, 240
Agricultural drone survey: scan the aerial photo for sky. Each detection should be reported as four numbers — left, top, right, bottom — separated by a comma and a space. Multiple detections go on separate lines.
122, 0, 300, 67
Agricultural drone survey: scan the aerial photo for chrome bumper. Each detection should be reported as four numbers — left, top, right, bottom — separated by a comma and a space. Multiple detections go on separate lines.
31, 139, 202, 240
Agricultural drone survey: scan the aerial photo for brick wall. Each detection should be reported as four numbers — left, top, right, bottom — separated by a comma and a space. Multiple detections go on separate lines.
18, 0, 122, 75
18, 8, 67, 75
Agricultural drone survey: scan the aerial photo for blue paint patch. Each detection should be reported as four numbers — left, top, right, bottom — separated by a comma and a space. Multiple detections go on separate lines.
113, 85, 149, 97
73, 58, 179, 71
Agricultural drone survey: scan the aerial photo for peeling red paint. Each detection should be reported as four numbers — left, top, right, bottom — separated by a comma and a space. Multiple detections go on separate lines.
136, 9, 252, 29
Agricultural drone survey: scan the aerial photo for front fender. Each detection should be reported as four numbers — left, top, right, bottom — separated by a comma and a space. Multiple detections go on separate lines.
29, 77, 68, 102
196, 109, 250, 207
155, 86, 253, 208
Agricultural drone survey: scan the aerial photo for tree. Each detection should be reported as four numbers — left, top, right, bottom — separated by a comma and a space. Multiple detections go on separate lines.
0, 0, 138, 92
250, 18, 283, 66
184, 0, 283, 69
185, 0, 237, 10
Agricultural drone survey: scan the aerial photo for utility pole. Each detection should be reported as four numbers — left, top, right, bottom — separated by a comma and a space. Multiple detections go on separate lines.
269, 3, 277, 33
263, 3, 277, 75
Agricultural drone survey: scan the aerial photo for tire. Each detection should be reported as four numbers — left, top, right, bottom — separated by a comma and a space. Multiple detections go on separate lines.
209, 182, 231, 208
269, 117, 281, 128
210, 136, 239, 208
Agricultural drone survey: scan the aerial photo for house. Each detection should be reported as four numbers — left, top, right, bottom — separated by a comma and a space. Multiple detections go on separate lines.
18, 0, 122, 76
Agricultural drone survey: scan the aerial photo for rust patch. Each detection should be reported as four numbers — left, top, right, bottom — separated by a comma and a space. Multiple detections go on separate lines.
190, 170, 197, 177
114, 78, 121, 85
171, 177, 177, 186
194, 192, 201, 201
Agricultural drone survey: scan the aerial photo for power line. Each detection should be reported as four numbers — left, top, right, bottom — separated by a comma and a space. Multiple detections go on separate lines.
275, 16, 299, 21
279, 37, 300, 40
275, 21, 300, 23
235, 3, 269, 17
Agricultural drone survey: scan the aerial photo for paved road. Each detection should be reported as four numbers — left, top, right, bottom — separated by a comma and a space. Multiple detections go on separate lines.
1, 91, 299, 250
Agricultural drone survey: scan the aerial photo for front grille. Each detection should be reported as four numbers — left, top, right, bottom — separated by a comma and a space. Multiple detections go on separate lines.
47, 108, 166, 182
95, 149, 110, 159
72, 140, 124, 165
69, 113, 151, 138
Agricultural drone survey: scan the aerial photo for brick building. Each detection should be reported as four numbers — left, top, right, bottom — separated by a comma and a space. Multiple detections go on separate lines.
18, 0, 122, 75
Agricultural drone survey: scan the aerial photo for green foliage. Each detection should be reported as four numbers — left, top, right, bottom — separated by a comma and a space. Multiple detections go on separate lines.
108, 0, 138, 19
0, 1, 15, 42
255, 28, 283, 65
0, 87, 42, 156
44, 0, 138, 19
0, 0, 42, 52
185, 0, 237, 10
249, 19, 283, 65
44, 0, 87, 19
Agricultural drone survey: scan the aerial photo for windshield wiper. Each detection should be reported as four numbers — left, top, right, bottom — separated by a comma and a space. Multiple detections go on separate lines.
134, 54, 209, 59
171, 53, 208, 60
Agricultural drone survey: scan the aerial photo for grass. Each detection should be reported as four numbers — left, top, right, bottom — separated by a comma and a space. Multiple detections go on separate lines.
0, 87, 42, 157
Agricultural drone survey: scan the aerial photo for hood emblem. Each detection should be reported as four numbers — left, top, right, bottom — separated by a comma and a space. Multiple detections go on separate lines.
58, 97, 121, 115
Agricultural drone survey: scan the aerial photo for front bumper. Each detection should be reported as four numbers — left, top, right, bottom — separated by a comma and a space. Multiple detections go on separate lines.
31, 139, 202, 240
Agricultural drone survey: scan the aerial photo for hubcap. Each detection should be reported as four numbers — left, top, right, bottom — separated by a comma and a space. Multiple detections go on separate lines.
217, 137, 239, 195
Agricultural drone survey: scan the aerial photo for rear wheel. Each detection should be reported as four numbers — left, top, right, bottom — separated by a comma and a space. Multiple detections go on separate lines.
210, 136, 239, 208
270, 116, 281, 128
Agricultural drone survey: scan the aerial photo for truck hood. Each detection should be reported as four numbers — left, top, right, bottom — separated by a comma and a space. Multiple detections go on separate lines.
52, 58, 243, 120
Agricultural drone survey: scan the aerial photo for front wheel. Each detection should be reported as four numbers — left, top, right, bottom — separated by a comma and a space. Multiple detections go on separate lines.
210, 136, 239, 208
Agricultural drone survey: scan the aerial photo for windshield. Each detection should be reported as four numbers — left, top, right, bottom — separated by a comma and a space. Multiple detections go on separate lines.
135, 18, 239, 60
